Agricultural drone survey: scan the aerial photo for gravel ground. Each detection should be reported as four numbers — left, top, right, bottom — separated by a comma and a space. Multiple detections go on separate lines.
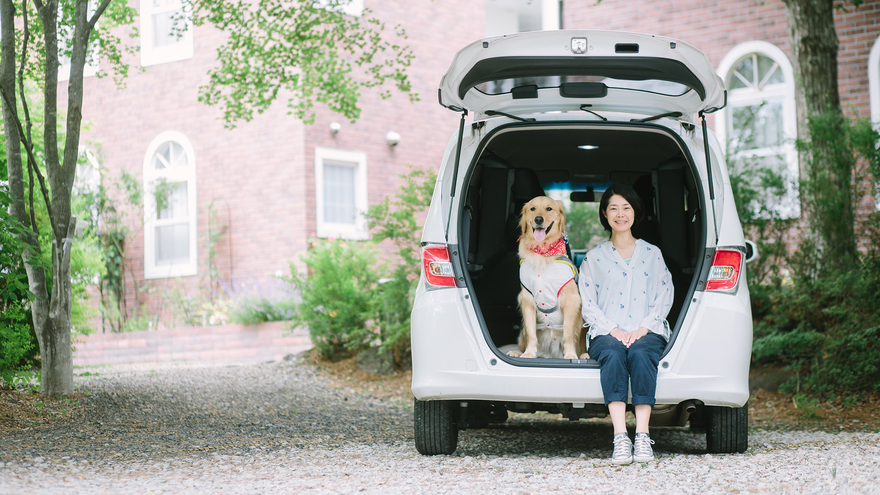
1, 358, 879, 494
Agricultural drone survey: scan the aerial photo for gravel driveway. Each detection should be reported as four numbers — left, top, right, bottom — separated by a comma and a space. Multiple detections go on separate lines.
1, 358, 878, 494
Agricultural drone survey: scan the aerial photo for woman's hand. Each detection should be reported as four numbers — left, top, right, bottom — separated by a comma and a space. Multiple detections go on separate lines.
609, 327, 628, 345
611, 327, 650, 347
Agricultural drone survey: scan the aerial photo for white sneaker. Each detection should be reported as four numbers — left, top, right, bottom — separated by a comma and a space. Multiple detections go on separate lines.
611, 433, 633, 465
633, 432, 655, 462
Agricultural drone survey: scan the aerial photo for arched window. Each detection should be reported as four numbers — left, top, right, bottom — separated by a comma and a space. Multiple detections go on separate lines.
717, 42, 799, 219
869, 36, 880, 210
143, 131, 197, 279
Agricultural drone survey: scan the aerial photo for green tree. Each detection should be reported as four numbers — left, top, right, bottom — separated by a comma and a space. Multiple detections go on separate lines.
1, 0, 414, 396
781, 0, 868, 269
190, 0, 416, 126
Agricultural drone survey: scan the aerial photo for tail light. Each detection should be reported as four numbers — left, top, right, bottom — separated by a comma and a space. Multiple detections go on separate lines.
422, 245, 457, 288
705, 249, 743, 293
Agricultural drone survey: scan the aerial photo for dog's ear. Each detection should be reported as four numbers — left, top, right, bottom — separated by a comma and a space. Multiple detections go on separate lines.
519, 201, 530, 234
556, 199, 566, 232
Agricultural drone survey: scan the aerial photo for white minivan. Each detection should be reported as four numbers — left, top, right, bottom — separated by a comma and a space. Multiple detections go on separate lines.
411, 30, 755, 456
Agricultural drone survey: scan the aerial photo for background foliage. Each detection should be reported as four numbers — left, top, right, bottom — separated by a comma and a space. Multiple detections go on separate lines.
744, 115, 880, 395
287, 165, 435, 366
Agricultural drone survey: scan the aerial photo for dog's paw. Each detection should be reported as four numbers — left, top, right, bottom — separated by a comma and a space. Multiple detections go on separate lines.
579, 352, 590, 360
506, 350, 523, 357
520, 350, 537, 358
564, 352, 578, 360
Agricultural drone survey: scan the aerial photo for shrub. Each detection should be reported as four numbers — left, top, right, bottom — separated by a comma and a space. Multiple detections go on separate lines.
1, 302, 38, 388
363, 165, 436, 365
226, 279, 297, 325
286, 240, 379, 358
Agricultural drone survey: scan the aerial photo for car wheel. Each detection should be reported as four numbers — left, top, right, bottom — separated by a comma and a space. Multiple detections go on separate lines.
706, 403, 748, 453
414, 398, 458, 455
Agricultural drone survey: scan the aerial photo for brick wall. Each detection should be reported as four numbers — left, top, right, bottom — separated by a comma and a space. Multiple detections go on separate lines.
564, 0, 880, 119
303, 0, 485, 240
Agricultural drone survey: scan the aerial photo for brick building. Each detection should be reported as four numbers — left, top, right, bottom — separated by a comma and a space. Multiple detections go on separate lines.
71, 0, 879, 330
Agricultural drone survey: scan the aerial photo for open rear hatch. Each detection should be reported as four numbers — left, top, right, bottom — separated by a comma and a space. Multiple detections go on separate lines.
439, 30, 725, 120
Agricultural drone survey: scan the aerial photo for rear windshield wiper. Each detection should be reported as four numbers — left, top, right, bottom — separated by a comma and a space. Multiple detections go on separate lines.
631, 111, 683, 123
484, 110, 536, 122
579, 104, 607, 121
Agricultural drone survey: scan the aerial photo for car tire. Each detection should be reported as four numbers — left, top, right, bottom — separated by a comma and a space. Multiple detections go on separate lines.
706, 403, 748, 453
414, 399, 458, 455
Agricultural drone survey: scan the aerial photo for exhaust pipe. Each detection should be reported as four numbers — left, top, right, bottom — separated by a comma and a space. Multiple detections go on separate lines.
677, 400, 697, 425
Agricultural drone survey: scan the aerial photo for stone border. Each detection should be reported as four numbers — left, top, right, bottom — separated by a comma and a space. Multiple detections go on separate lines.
72, 321, 311, 366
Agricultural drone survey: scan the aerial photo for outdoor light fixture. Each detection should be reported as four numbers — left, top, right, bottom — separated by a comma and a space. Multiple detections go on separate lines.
386, 130, 401, 146
578, 144, 599, 150
329, 121, 342, 134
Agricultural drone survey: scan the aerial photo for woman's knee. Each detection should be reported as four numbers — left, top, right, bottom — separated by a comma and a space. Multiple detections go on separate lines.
627, 336, 663, 367
591, 336, 627, 364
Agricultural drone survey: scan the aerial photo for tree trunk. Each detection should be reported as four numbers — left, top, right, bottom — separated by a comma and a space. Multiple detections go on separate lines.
41, 217, 77, 396
2, 0, 77, 397
783, 0, 858, 267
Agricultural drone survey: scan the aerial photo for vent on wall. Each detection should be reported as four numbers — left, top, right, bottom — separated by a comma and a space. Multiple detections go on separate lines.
615, 43, 640, 53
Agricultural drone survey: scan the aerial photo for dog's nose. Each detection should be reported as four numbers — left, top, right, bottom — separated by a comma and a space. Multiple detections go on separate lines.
535, 216, 544, 225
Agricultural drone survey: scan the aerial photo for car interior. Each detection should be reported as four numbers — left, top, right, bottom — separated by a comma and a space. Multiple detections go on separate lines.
460, 123, 706, 352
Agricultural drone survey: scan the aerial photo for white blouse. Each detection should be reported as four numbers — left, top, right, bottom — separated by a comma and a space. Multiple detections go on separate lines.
578, 239, 673, 340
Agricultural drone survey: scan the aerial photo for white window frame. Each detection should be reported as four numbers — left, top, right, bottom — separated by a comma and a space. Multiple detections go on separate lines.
716, 41, 800, 219
869, 35, 880, 210
485, 0, 559, 36
315, 147, 368, 240
58, 1, 99, 81
143, 131, 197, 279
316, 0, 363, 17
140, 0, 194, 67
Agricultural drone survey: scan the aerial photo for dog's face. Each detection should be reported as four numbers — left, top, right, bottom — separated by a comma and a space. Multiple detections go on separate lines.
519, 196, 566, 247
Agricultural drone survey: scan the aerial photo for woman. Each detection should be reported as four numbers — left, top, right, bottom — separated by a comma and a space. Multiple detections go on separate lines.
578, 183, 673, 465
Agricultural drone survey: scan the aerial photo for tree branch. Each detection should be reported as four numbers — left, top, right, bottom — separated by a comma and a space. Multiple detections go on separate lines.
0, 88, 58, 237
88, 0, 112, 31
17, 0, 39, 237
17, 0, 32, 145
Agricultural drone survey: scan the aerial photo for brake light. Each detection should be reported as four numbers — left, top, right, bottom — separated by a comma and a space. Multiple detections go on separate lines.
705, 249, 743, 292
422, 245, 457, 288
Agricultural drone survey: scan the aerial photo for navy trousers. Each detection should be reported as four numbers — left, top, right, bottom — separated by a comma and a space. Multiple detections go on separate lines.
589, 332, 667, 406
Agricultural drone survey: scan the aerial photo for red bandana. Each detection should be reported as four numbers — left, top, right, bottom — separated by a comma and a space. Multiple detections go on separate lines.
529, 237, 567, 257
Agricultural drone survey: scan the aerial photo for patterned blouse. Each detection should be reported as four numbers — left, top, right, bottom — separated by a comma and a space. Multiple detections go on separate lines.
578, 239, 673, 340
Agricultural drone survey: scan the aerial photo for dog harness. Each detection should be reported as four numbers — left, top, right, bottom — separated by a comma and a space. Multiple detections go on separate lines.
520, 255, 578, 331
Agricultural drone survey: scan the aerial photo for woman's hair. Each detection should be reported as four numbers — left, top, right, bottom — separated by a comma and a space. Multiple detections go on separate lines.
598, 183, 646, 232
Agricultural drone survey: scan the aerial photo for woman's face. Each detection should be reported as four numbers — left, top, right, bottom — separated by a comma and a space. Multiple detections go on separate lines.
604, 194, 635, 234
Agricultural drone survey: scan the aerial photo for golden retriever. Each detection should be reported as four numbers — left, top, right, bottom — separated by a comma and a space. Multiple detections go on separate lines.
507, 196, 588, 360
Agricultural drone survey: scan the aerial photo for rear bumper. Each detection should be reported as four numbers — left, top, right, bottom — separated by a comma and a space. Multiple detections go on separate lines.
411, 284, 752, 408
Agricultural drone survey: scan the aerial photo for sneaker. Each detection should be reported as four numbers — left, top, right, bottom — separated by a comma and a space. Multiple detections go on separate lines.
611, 432, 633, 465
633, 432, 655, 462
